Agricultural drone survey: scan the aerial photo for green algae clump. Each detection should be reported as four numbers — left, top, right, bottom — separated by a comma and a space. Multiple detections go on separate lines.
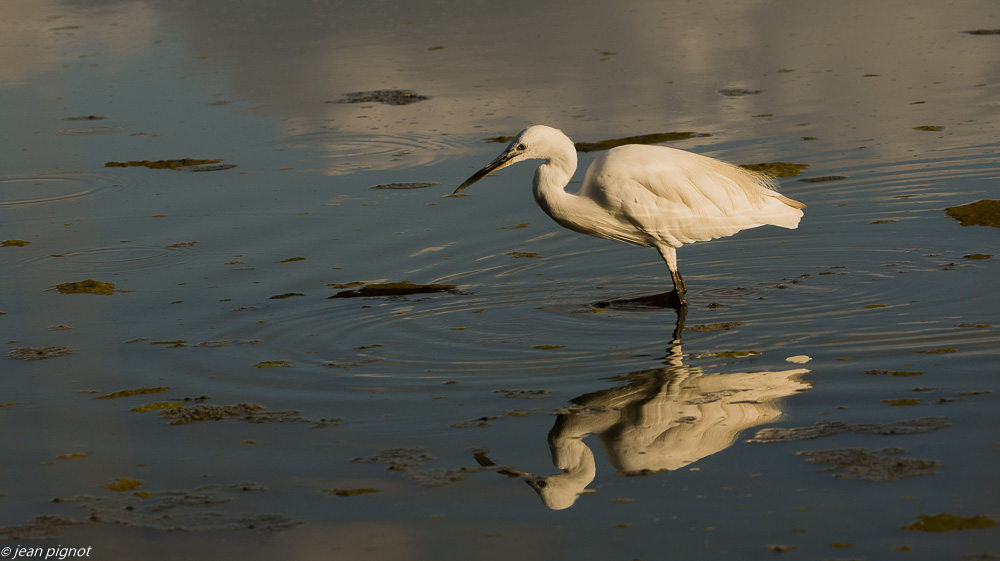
902, 513, 997, 532
2, 239, 31, 247
130, 401, 186, 412
99, 478, 144, 492
55, 279, 115, 295
94, 387, 170, 400
945, 200, 1000, 228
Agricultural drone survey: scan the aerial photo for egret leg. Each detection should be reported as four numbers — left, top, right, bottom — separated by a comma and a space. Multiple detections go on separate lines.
656, 245, 687, 306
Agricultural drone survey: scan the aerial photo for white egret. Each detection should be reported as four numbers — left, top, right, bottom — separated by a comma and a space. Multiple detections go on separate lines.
454, 125, 805, 305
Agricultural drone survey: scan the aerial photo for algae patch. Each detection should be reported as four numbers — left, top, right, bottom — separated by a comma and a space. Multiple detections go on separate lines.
54, 279, 115, 295
686, 322, 744, 332
334, 90, 429, 105
739, 162, 809, 177
351, 447, 512, 487
369, 182, 438, 190
902, 513, 997, 532
99, 477, 144, 492
153, 403, 340, 428
748, 416, 949, 443
104, 158, 225, 170
323, 488, 380, 497
797, 448, 941, 481
7, 346, 76, 360
94, 387, 170, 400
2, 239, 31, 247
329, 281, 457, 298
573, 132, 711, 152
0, 483, 303, 538
945, 200, 1000, 228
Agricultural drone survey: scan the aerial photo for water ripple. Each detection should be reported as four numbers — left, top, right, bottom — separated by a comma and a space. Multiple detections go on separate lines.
268, 130, 472, 174
0, 172, 123, 206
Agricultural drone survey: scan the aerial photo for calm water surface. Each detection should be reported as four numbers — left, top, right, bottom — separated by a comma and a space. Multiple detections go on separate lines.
2, 0, 999, 559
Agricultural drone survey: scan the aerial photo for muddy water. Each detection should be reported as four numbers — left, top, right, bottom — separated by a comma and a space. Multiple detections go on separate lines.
2, 0, 998, 559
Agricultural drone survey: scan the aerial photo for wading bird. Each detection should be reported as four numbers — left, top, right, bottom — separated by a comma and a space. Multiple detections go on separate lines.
454, 125, 805, 306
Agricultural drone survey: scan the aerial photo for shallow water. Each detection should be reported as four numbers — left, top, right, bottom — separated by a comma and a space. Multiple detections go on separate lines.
2, 0, 999, 558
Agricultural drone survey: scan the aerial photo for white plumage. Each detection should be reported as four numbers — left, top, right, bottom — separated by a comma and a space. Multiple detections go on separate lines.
454, 125, 805, 305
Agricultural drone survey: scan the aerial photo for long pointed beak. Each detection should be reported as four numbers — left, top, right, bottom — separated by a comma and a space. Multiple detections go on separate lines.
453, 151, 516, 194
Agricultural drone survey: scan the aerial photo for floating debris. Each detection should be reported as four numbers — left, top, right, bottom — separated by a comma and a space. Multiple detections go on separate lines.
279, 257, 306, 263
871, 219, 899, 224
193, 339, 263, 347
368, 182, 438, 190
1, 239, 31, 247
352, 447, 435, 470
253, 360, 290, 368
739, 162, 809, 177
798, 175, 848, 183
913, 125, 944, 131
93, 387, 170, 400
351, 447, 509, 487
508, 251, 540, 258
323, 488, 380, 497
913, 348, 957, 354
797, 448, 942, 481
329, 281, 457, 298
748, 416, 950, 443
269, 293, 306, 299
322, 357, 381, 370
945, 200, 1000, 228
574, 132, 711, 153
153, 403, 340, 428
963, 253, 992, 259
104, 158, 224, 170
450, 415, 504, 428
11, 484, 302, 536
6, 346, 76, 360
54, 279, 115, 295
532, 344, 564, 350
686, 322, 744, 332
494, 389, 551, 399
902, 513, 997, 532
883, 399, 922, 406
63, 115, 106, 120
333, 90, 429, 105
963, 29, 1000, 35
718, 88, 763, 96
864, 370, 923, 377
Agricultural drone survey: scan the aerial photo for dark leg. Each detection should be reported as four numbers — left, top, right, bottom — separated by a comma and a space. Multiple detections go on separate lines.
657, 246, 687, 307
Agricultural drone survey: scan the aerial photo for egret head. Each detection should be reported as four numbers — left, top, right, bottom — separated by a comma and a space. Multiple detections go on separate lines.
453, 125, 571, 194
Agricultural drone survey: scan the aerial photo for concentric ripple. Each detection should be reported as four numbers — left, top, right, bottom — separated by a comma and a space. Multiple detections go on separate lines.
0, 172, 123, 206
268, 130, 473, 174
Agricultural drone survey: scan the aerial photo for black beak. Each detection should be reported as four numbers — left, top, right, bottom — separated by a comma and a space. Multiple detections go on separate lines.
453, 150, 516, 194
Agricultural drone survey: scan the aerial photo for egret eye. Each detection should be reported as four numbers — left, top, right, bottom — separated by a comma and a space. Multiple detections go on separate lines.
516, 143, 527, 151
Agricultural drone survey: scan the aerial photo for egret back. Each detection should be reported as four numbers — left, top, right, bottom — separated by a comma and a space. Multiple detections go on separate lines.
578, 145, 804, 247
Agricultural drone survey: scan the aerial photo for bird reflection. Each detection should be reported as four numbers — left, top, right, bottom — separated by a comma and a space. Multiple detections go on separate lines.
477, 307, 810, 510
